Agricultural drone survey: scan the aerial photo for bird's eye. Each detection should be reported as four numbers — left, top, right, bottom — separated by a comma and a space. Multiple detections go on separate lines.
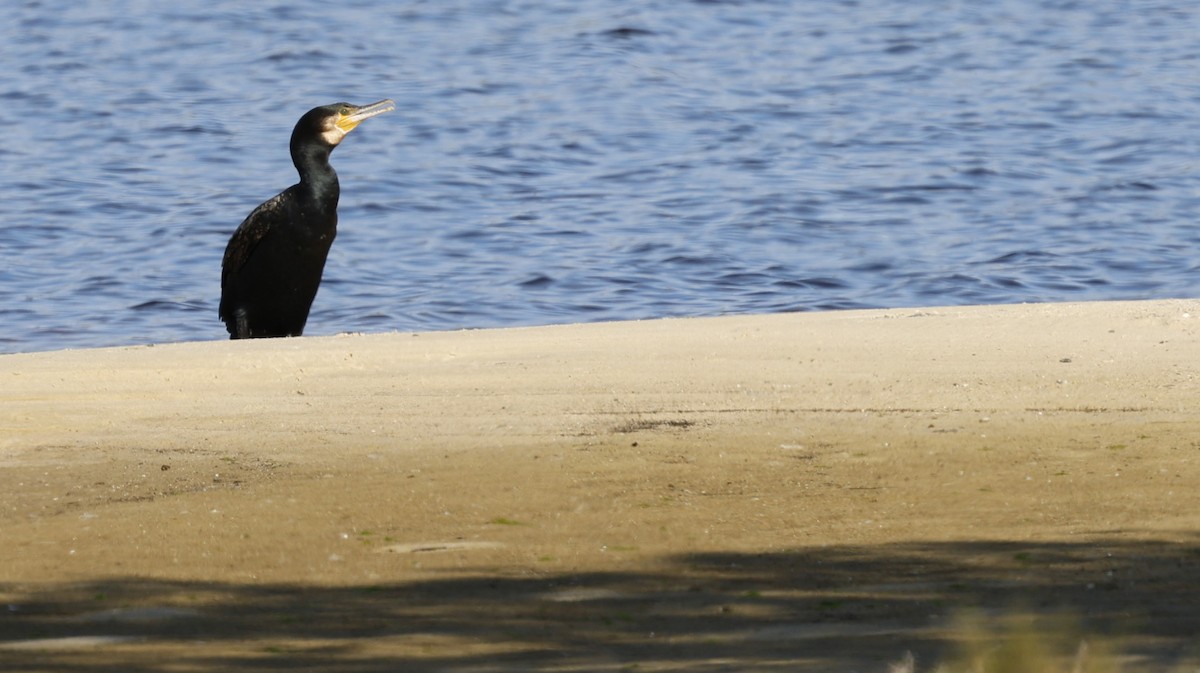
339, 107, 351, 115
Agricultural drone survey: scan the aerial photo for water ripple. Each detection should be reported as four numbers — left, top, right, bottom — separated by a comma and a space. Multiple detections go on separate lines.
1, 1, 1199, 352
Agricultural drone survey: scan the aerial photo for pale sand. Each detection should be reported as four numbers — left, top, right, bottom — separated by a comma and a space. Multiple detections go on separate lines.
2, 300, 1199, 671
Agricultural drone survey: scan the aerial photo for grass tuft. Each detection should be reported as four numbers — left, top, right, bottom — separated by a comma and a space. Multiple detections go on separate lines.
890, 613, 1128, 673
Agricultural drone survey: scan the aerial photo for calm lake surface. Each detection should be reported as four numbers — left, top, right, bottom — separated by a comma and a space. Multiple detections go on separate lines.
3, 1, 1199, 353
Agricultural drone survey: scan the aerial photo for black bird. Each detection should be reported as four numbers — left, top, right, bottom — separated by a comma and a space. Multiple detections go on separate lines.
219, 99, 395, 339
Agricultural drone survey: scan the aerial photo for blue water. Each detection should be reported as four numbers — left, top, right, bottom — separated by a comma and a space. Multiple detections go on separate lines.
3, 1, 1200, 353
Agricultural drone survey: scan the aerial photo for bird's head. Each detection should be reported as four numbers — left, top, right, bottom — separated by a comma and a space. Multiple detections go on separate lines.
296, 99, 396, 148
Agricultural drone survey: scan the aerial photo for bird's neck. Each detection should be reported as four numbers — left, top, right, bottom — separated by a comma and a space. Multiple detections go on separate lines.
292, 143, 340, 207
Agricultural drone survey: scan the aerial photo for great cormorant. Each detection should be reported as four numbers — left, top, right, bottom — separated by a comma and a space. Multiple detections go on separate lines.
219, 99, 394, 339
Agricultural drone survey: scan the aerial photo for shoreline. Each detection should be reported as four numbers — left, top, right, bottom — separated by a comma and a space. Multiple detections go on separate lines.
3, 299, 1200, 670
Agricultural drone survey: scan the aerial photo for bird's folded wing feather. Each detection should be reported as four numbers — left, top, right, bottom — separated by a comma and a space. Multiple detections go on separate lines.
220, 192, 288, 288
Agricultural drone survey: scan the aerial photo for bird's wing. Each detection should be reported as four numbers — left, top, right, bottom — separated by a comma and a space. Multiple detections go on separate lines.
220, 191, 288, 290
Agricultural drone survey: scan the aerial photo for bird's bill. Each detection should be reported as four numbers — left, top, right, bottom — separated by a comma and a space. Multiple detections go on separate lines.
337, 99, 396, 132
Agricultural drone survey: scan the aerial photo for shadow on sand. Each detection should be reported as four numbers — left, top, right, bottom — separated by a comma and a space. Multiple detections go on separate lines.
3, 537, 1198, 672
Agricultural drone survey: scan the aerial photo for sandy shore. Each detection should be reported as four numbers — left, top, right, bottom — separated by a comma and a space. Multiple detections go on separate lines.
3, 300, 1200, 671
